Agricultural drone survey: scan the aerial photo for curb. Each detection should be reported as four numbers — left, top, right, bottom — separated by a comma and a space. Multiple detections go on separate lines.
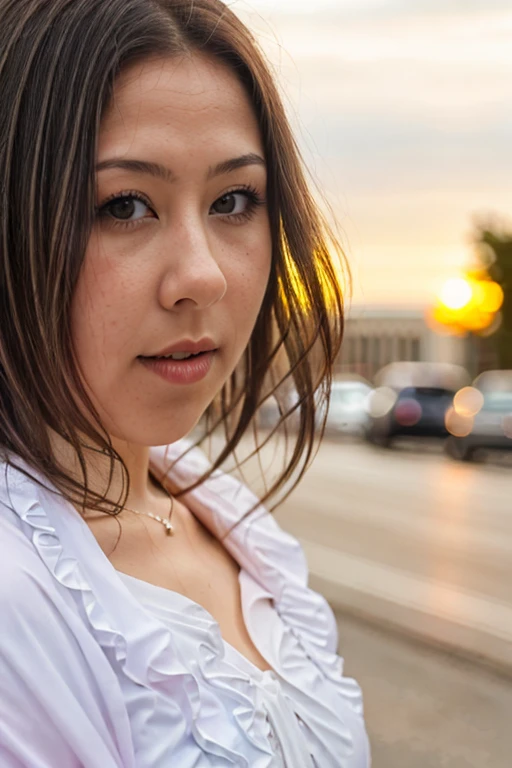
302, 539, 512, 676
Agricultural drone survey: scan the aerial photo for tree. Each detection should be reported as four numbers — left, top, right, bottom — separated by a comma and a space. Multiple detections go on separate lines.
474, 221, 512, 370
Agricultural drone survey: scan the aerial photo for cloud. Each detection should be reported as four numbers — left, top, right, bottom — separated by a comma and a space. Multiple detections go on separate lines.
234, 0, 512, 306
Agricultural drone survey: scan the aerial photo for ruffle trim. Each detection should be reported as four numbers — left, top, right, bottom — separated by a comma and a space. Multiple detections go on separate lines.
4, 459, 277, 767
154, 441, 368, 762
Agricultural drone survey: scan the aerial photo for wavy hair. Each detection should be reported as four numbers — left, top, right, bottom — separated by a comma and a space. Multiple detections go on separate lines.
0, 0, 347, 528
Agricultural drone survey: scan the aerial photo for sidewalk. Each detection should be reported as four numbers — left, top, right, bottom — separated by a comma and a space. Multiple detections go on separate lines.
270, 439, 512, 675
303, 540, 512, 673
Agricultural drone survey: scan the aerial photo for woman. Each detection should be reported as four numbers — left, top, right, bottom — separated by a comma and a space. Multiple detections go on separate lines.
0, 0, 370, 765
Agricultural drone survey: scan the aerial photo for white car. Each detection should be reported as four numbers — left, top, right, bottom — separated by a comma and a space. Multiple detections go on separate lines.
446, 370, 512, 461
318, 379, 373, 437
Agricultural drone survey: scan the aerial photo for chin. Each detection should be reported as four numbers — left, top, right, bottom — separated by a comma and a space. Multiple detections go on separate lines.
106, 408, 206, 448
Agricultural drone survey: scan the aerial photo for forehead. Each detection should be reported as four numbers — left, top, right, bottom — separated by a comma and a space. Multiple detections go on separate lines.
98, 54, 264, 165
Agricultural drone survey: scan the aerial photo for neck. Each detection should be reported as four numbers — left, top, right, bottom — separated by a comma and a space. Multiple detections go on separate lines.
48, 428, 166, 512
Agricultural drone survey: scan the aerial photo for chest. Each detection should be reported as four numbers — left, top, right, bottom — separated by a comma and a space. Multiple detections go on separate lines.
85, 499, 272, 672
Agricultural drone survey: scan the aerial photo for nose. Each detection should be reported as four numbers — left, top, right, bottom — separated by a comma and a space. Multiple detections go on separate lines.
158, 218, 227, 311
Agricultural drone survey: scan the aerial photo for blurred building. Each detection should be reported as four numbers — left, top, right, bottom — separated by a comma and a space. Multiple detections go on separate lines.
337, 307, 469, 382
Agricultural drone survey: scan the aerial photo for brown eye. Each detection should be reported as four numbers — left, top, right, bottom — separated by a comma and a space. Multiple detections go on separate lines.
212, 194, 238, 215
210, 192, 251, 217
108, 198, 137, 220
101, 195, 153, 223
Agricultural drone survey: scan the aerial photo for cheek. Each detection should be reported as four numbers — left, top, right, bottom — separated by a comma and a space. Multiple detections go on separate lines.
252, 234, 272, 306
71, 242, 143, 373
230, 243, 271, 319
226, 257, 271, 361
235, 221, 272, 295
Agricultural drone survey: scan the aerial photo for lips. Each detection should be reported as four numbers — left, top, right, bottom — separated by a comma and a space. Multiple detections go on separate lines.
140, 337, 217, 359
145, 350, 204, 361
138, 349, 216, 385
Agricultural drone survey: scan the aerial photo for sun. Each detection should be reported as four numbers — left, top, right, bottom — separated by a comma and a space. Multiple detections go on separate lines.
439, 278, 472, 311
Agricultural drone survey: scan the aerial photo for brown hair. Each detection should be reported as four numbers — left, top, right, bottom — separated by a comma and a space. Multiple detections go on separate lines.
0, 0, 347, 528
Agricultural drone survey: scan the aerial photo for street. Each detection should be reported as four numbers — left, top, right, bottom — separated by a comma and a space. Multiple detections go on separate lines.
240, 435, 512, 767
270, 438, 512, 668
274, 438, 511, 608
209, 431, 511, 764
336, 610, 512, 768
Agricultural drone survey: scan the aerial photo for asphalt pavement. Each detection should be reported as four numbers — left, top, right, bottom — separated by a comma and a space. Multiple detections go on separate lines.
272, 437, 512, 671
337, 610, 512, 768
210, 432, 512, 766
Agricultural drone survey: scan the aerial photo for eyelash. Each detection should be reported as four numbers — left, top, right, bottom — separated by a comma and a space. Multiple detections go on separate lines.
96, 184, 266, 230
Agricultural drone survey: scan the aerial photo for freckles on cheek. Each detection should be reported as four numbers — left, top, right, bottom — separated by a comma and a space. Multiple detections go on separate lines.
233, 271, 267, 338
75, 253, 134, 366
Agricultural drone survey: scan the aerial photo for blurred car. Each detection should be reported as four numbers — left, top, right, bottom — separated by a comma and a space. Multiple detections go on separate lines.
318, 378, 373, 437
365, 362, 470, 447
258, 376, 373, 437
445, 370, 512, 461
257, 387, 300, 431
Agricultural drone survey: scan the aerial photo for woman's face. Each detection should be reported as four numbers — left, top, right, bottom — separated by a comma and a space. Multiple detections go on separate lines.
71, 54, 271, 445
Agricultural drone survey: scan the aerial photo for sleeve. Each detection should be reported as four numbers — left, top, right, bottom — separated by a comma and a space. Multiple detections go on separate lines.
0, 517, 135, 768
235, 512, 372, 766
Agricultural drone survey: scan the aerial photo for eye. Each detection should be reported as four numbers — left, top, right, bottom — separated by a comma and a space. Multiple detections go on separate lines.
210, 192, 249, 216
209, 187, 264, 221
105, 196, 150, 221
99, 193, 156, 225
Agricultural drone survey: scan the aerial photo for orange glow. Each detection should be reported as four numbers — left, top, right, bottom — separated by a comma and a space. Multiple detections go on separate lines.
478, 281, 504, 314
453, 387, 484, 417
432, 274, 504, 336
445, 405, 474, 437
279, 241, 345, 314
461, 307, 493, 332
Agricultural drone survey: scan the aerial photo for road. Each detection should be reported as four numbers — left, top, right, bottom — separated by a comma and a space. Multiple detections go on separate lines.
220, 434, 512, 767
273, 437, 511, 606
267, 437, 512, 668
336, 610, 512, 768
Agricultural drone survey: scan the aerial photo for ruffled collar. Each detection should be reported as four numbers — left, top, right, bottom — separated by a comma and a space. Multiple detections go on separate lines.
1, 442, 280, 766
2, 439, 366, 766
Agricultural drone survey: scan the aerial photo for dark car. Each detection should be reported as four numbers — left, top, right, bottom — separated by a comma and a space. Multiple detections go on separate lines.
446, 370, 512, 461
366, 385, 456, 446
365, 362, 470, 447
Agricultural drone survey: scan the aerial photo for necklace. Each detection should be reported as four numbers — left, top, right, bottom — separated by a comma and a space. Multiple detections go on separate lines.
122, 471, 175, 536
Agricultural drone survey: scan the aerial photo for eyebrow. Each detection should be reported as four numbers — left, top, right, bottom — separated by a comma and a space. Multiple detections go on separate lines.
95, 152, 266, 182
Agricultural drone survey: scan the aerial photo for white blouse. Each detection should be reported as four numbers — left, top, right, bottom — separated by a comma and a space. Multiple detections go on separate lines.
0, 439, 370, 767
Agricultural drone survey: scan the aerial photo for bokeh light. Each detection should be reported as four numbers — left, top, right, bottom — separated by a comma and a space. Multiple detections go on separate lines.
431, 274, 504, 336
502, 415, 512, 439
439, 279, 472, 311
367, 387, 397, 418
453, 387, 484, 418
394, 399, 422, 427
445, 406, 474, 437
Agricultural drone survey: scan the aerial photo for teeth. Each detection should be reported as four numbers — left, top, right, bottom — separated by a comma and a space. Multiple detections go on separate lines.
158, 352, 193, 360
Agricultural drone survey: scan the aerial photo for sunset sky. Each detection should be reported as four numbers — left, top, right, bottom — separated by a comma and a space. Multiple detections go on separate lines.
234, 0, 512, 310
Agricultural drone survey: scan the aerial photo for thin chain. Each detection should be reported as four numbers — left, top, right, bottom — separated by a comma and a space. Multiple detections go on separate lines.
122, 472, 175, 536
